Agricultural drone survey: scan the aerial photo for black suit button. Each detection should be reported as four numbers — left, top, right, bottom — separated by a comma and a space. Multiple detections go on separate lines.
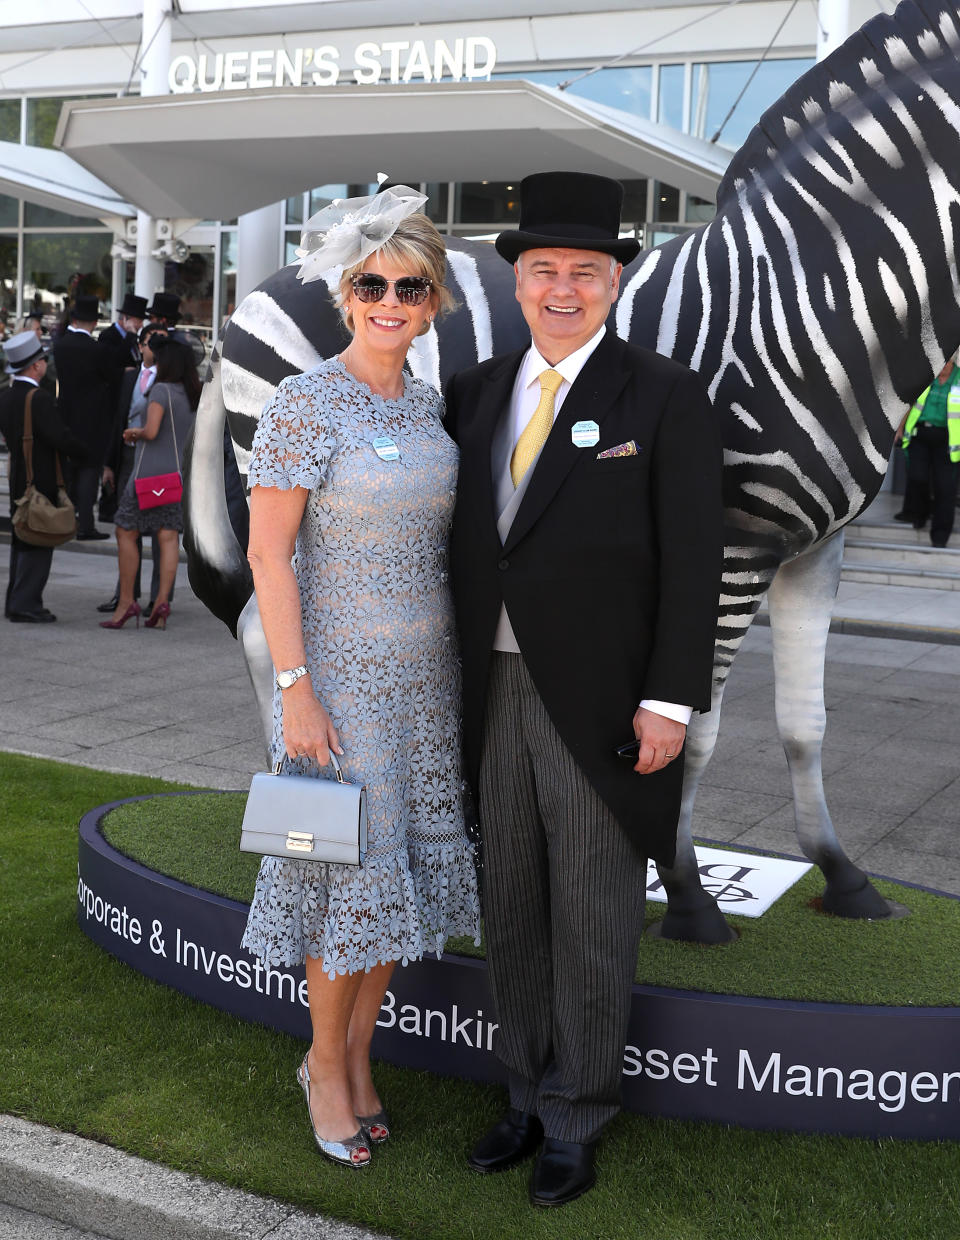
498, 558, 509, 570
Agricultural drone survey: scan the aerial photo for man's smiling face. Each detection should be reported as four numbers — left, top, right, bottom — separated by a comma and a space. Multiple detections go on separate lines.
514, 247, 622, 364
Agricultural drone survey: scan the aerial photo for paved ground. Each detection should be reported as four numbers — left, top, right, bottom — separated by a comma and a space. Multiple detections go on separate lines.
2, 530, 960, 1238
2, 534, 959, 892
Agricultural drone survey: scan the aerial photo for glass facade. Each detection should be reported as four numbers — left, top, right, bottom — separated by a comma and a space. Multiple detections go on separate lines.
22, 233, 113, 318
691, 57, 814, 149
0, 50, 817, 327
0, 98, 20, 144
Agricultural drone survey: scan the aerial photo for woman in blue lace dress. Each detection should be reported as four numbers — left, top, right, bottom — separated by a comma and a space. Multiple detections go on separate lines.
242, 191, 480, 1169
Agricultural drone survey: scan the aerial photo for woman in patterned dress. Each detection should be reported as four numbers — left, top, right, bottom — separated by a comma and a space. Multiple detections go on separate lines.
242, 200, 480, 1168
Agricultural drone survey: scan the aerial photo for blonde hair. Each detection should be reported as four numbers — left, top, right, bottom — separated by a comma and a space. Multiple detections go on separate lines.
337, 213, 455, 335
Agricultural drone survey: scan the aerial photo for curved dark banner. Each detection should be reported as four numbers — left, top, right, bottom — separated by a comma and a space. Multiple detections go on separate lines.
78, 798, 960, 1141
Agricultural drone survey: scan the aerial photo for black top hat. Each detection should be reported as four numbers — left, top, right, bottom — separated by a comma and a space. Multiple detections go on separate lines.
119, 293, 148, 319
495, 171, 640, 265
146, 292, 181, 323
71, 294, 100, 322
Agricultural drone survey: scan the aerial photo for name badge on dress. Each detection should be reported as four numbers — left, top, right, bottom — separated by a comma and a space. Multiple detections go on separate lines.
372, 436, 400, 461
571, 420, 600, 449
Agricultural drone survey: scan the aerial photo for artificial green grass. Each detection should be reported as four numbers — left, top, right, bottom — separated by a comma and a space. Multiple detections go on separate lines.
5, 749, 960, 1240
103, 789, 960, 1007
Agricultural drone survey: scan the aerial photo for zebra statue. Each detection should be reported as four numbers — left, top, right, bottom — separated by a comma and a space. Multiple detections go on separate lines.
184, 0, 960, 943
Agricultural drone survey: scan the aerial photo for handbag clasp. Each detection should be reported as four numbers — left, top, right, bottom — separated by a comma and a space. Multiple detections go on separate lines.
286, 831, 314, 853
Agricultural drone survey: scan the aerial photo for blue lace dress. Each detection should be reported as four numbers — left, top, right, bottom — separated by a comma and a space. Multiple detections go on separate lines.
240, 358, 480, 978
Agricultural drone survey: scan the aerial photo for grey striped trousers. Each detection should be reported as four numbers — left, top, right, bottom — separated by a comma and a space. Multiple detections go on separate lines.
479, 652, 648, 1143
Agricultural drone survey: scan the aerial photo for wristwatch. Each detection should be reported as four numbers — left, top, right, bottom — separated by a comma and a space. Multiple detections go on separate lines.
276, 665, 308, 690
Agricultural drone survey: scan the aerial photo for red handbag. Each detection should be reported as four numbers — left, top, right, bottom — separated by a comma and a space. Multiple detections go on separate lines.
134, 387, 183, 510
135, 471, 183, 509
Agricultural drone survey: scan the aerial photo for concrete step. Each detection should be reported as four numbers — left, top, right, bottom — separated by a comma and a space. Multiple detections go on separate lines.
849, 518, 946, 546
840, 561, 960, 590
843, 538, 960, 571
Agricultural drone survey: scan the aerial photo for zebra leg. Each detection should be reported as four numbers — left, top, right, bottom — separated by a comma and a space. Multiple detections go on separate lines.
237, 593, 276, 765
652, 670, 738, 942
766, 532, 896, 918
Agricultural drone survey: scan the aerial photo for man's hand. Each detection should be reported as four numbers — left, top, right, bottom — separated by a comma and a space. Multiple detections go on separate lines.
631, 706, 686, 774
102, 466, 114, 487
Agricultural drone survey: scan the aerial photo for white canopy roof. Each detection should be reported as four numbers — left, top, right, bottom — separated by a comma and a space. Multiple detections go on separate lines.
0, 139, 135, 221
55, 80, 730, 220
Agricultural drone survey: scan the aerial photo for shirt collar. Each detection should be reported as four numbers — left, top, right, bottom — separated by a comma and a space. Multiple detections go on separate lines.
13, 375, 39, 387
67, 325, 92, 337
521, 326, 608, 392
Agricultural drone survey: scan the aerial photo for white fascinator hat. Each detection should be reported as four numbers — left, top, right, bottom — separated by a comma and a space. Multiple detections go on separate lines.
295, 174, 428, 284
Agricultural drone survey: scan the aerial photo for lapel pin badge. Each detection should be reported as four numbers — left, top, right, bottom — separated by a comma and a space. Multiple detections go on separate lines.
372, 436, 400, 461
571, 419, 600, 449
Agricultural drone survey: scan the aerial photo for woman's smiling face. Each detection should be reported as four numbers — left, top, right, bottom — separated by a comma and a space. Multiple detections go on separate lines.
347, 253, 436, 362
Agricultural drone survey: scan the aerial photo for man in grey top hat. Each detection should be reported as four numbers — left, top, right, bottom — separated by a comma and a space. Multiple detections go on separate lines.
0, 331, 87, 621
446, 171, 723, 1206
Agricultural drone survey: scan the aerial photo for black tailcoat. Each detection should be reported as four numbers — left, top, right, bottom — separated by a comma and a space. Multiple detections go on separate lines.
99, 323, 140, 428
446, 330, 723, 866
53, 330, 115, 461
0, 380, 88, 512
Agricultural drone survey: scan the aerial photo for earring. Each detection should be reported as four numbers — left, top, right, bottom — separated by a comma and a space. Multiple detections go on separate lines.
427, 315, 434, 324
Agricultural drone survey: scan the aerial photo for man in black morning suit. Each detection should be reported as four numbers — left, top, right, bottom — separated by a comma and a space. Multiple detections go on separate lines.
446, 172, 723, 1206
98, 292, 146, 434
53, 294, 114, 539
0, 331, 87, 621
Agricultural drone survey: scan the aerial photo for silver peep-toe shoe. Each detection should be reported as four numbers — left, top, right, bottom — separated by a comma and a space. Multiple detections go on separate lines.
358, 1109, 390, 1144
297, 1055, 371, 1169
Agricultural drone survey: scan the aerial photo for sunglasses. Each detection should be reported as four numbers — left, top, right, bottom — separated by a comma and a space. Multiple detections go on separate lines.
351, 273, 433, 307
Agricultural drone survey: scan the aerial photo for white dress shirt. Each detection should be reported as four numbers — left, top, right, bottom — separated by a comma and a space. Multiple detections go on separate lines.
504, 328, 691, 727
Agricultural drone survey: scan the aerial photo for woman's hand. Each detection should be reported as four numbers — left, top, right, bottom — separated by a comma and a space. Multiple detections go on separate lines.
281, 678, 343, 766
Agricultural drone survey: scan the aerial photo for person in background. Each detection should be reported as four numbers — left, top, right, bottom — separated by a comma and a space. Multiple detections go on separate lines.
53, 294, 113, 541
100, 340, 199, 631
19, 314, 56, 395
896, 355, 960, 547
98, 325, 171, 615
0, 331, 87, 622
99, 293, 146, 422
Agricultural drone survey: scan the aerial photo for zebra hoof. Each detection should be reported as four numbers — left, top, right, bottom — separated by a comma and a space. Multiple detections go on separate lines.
820, 874, 907, 920
648, 901, 739, 944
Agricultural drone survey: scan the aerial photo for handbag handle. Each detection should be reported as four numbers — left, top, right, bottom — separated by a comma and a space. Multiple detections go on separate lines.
272, 751, 345, 782
20, 389, 67, 492
133, 384, 181, 480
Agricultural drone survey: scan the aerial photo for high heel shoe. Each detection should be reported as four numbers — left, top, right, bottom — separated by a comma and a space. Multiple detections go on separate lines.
98, 602, 141, 630
297, 1056, 371, 1169
144, 601, 170, 630
358, 1108, 390, 1144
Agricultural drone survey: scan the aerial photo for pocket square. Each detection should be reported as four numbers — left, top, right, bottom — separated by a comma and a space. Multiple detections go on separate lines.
596, 440, 640, 460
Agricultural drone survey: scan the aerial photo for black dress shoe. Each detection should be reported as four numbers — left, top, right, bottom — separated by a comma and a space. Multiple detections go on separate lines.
76, 530, 110, 541
97, 597, 120, 613
8, 611, 56, 623
892, 511, 914, 522
529, 1138, 597, 1207
467, 1109, 543, 1174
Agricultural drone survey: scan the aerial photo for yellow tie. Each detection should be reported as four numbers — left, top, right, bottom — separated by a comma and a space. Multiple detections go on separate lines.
511, 368, 564, 487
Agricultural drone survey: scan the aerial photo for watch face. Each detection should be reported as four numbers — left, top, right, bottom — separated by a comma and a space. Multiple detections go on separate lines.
277, 670, 297, 689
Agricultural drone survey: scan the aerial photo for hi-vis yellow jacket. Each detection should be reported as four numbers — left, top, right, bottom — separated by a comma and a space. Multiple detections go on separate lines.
902, 377, 960, 463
